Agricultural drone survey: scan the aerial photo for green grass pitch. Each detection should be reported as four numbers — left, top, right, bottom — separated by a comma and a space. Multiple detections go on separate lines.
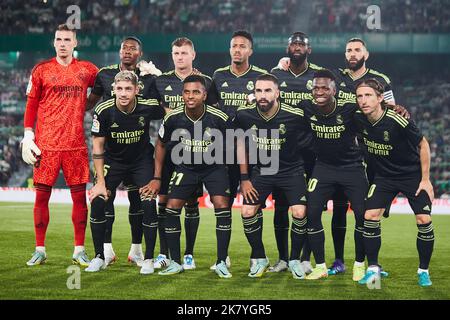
0, 202, 449, 300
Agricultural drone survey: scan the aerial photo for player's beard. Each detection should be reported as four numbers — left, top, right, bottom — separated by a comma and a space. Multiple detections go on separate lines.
346, 56, 365, 71
288, 51, 308, 66
256, 99, 275, 113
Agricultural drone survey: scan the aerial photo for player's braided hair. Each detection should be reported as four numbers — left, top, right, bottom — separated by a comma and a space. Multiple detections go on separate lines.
114, 70, 139, 86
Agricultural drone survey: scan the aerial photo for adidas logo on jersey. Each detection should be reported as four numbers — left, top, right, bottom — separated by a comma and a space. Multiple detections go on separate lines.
111, 123, 119, 128
423, 205, 431, 211
340, 82, 346, 87
280, 81, 287, 87
300, 196, 307, 201
221, 82, 229, 87
310, 115, 318, 121
165, 85, 173, 91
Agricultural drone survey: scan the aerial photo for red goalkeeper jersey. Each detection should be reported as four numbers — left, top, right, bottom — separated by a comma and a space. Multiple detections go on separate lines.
26, 57, 98, 151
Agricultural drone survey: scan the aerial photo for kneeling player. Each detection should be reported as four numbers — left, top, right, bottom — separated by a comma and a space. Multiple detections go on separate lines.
87, 70, 165, 274
355, 79, 435, 287
142, 75, 233, 278
235, 74, 309, 279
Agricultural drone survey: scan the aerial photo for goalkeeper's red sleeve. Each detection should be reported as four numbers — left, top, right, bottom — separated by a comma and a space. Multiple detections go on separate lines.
24, 96, 39, 128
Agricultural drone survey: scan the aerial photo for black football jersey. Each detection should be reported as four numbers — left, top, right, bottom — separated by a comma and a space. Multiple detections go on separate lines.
233, 102, 309, 175
159, 105, 230, 171
92, 97, 165, 163
354, 108, 423, 177
300, 97, 363, 167
154, 70, 212, 109
208, 65, 267, 118
91, 63, 158, 100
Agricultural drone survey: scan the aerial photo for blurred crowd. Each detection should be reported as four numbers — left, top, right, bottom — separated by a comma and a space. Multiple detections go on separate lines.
2, 0, 449, 34
1, 68, 449, 197
0, 0, 296, 35
310, 0, 450, 33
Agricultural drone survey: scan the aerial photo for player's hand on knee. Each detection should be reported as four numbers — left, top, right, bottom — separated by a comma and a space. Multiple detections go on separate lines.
21, 131, 41, 165
89, 183, 108, 202
240, 180, 259, 204
140, 179, 161, 200
277, 57, 290, 71
416, 179, 434, 202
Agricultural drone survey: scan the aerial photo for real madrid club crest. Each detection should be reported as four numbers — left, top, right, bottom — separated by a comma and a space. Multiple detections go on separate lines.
336, 114, 343, 125
246, 81, 254, 91
138, 116, 145, 127
138, 80, 144, 92
279, 123, 286, 134
306, 80, 313, 90
204, 127, 212, 138
383, 131, 390, 142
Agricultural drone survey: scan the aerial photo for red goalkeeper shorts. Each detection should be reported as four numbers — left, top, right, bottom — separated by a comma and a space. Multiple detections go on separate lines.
33, 149, 90, 186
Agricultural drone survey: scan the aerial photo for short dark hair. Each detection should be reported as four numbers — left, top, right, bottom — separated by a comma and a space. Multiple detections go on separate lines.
313, 69, 336, 82
256, 73, 279, 87
232, 30, 253, 47
184, 74, 207, 89
355, 78, 385, 95
56, 24, 76, 36
122, 36, 143, 50
347, 37, 366, 48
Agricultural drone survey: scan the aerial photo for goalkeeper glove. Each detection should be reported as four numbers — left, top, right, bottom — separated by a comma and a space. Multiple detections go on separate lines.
137, 60, 162, 76
21, 130, 41, 165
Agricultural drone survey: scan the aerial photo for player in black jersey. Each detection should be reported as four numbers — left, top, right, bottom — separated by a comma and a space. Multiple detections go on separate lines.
141, 75, 233, 278
208, 30, 268, 269
296, 69, 368, 280
354, 79, 434, 287
86, 36, 161, 267
234, 74, 310, 279
268, 32, 324, 274
152, 38, 213, 270
86, 71, 165, 274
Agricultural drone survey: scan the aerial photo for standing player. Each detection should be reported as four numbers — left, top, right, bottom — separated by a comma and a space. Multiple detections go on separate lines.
299, 70, 367, 280
208, 30, 267, 269
268, 32, 323, 274
354, 79, 434, 287
86, 71, 165, 273
87, 36, 161, 267
277, 37, 399, 276
152, 37, 212, 270
142, 75, 232, 278
22, 24, 98, 266
235, 74, 310, 279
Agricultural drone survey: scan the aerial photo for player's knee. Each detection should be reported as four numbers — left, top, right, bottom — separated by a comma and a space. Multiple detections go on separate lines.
90, 196, 107, 220
364, 209, 383, 220
241, 205, 258, 218
291, 205, 306, 219
416, 214, 431, 225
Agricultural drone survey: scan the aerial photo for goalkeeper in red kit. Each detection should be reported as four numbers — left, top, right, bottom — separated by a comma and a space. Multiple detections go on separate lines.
22, 24, 98, 266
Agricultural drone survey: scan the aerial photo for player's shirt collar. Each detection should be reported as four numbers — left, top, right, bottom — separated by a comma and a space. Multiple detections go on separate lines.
313, 98, 337, 117
115, 97, 137, 115
288, 62, 309, 78
257, 100, 281, 122
184, 104, 206, 123
229, 65, 252, 78
368, 107, 388, 127
344, 67, 369, 81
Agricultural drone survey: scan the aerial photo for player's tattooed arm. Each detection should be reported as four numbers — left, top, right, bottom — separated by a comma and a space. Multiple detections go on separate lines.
416, 137, 434, 201
140, 138, 166, 199
90, 136, 108, 202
